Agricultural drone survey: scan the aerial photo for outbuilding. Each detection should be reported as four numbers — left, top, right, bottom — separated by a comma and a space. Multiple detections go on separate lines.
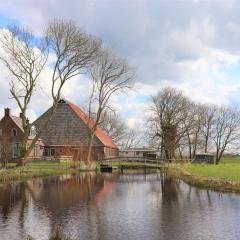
119, 148, 158, 159
193, 153, 215, 164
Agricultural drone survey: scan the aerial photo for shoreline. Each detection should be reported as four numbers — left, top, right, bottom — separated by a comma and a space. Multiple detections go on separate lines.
2, 161, 240, 194
0, 161, 98, 184
166, 165, 240, 194
0, 168, 86, 184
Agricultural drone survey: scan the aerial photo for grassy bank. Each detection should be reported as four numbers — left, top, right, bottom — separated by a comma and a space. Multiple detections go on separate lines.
168, 157, 240, 193
0, 161, 97, 183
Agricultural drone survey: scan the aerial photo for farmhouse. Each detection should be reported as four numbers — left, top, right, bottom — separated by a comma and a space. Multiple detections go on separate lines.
0, 108, 43, 163
0, 99, 118, 163
33, 99, 119, 161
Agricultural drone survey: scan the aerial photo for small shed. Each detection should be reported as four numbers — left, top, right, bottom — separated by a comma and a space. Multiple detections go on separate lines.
193, 153, 215, 164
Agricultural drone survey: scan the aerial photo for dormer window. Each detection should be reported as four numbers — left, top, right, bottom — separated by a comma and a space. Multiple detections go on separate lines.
58, 99, 66, 104
11, 128, 17, 137
29, 126, 36, 137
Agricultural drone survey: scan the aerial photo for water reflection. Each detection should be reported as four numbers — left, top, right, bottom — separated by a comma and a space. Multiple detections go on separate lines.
0, 172, 240, 240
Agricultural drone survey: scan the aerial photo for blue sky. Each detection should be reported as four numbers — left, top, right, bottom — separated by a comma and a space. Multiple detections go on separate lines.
0, 0, 240, 127
0, 15, 19, 28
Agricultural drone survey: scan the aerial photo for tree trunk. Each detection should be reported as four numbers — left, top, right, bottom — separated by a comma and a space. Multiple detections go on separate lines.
87, 134, 94, 164
204, 135, 208, 153
178, 146, 183, 159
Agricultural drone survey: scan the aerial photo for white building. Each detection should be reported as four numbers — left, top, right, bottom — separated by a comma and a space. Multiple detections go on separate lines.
119, 148, 159, 158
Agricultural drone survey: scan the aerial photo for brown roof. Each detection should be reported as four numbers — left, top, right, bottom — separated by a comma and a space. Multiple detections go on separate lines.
33, 99, 118, 149
11, 116, 24, 132
67, 100, 118, 149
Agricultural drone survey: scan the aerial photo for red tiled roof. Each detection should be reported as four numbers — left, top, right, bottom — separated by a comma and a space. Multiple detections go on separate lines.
66, 100, 118, 149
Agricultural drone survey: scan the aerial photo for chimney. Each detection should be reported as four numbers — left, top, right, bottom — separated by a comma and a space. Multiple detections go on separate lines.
4, 108, 10, 117
19, 112, 23, 118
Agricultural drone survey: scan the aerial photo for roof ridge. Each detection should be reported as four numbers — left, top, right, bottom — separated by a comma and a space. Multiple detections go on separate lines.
65, 100, 118, 149
10, 115, 24, 132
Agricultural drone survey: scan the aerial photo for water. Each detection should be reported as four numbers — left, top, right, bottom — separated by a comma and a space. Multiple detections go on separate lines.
0, 171, 240, 240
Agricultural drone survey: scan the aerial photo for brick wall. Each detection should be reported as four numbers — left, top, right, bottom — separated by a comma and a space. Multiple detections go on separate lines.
0, 114, 24, 162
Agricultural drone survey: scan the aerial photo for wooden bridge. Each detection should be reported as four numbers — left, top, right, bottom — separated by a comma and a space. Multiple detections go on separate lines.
99, 156, 166, 173
99, 156, 190, 173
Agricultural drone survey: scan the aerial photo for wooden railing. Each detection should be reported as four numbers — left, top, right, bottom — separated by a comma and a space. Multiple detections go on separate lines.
100, 156, 190, 165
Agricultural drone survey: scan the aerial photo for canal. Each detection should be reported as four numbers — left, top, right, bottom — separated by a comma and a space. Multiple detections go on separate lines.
0, 171, 239, 240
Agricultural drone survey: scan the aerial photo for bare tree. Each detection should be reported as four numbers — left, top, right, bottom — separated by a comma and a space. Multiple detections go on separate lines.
99, 111, 126, 144
183, 103, 205, 159
212, 106, 240, 164
0, 27, 48, 161
149, 87, 190, 159
201, 104, 217, 153
87, 49, 134, 163
120, 128, 143, 149
147, 87, 240, 163
0, 21, 101, 164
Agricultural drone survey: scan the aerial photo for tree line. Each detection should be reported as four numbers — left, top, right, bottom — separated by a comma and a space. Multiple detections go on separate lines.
147, 87, 240, 164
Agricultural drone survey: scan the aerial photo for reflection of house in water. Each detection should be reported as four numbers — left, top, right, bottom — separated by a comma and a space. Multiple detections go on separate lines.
94, 181, 114, 203
0, 182, 26, 218
25, 173, 105, 213
0, 174, 106, 240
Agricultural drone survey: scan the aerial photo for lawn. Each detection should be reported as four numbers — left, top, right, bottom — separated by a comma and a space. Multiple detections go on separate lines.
179, 157, 240, 181
0, 161, 80, 183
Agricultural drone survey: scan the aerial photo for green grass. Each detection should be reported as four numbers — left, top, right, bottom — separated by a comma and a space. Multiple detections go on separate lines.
179, 157, 240, 181
220, 157, 240, 164
165, 157, 240, 193
0, 161, 88, 183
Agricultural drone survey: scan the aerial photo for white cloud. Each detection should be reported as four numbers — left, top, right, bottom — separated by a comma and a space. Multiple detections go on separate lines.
1, 0, 240, 127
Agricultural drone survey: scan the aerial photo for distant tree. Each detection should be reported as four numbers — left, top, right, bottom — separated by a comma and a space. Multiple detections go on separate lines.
149, 87, 190, 159
183, 103, 206, 159
0, 21, 101, 164
87, 49, 134, 163
212, 106, 240, 164
120, 128, 144, 149
147, 87, 240, 163
201, 104, 217, 153
99, 111, 126, 144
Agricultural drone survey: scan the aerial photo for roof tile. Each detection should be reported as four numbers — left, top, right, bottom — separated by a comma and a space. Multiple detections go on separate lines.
66, 100, 118, 149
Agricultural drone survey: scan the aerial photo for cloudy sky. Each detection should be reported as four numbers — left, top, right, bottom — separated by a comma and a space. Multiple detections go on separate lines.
0, 0, 240, 127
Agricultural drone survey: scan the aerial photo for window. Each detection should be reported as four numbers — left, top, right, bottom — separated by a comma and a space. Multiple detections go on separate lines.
44, 148, 55, 156
44, 148, 50, 156
13, 142, 21, 158
34, 144, 39, 157
29, 126, 36, 137
51, 148, 56, 156
0, 129, 2, 136
11, 128, 17, 137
